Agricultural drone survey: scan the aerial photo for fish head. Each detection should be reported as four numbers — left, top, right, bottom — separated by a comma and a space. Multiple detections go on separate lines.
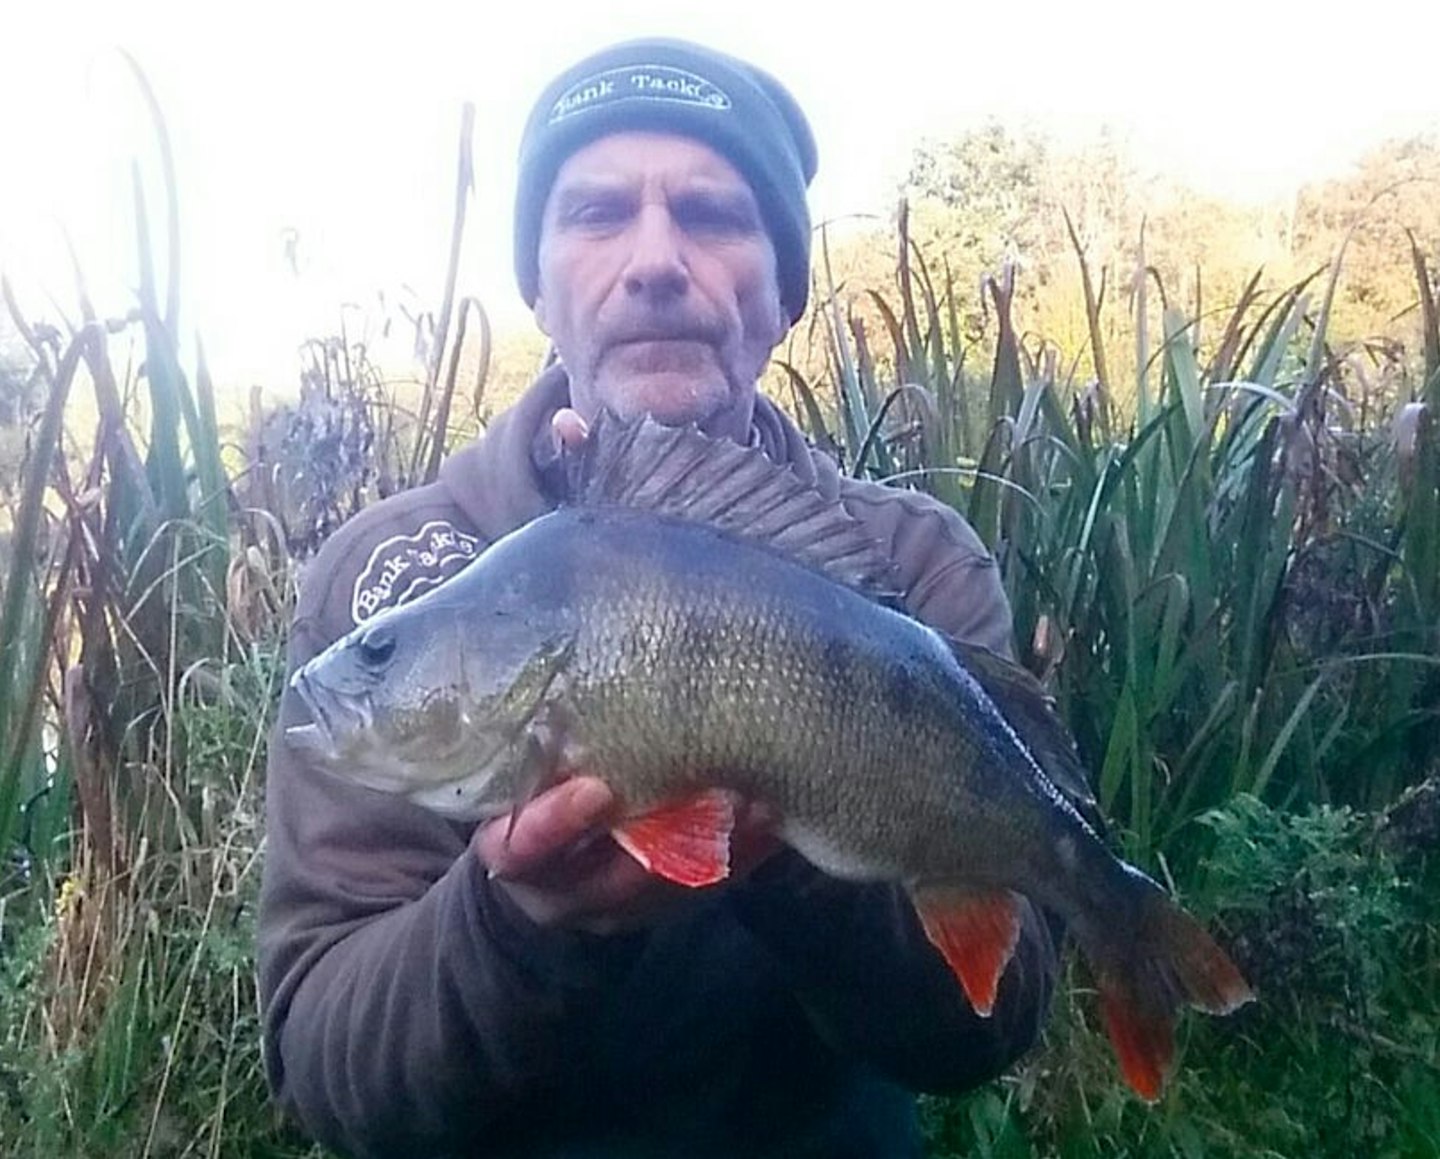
286, 569, 578, 816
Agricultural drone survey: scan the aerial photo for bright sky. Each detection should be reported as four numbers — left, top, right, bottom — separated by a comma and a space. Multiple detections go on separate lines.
2, 0, 1436, 394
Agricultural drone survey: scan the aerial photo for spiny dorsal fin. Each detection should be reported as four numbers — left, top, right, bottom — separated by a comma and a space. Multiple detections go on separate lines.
567, 411, 897, 595
947, 637, 1104, 833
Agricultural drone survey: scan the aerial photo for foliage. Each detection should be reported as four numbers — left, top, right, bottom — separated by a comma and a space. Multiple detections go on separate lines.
0, 57, 294, 1153
0, 299, 34, 396
239, 113, 491, 562
0, 63, 484, 1156
1294, 136, 1440, 339
902, 123, 1051, 287
2, 63, 1439, 1159
797, 219, 1440, 863
0, 644, 323, 1159
242, 326, 411, 561
920, 793, 1440, 1157
818, 124, 1440, 412
790, 177, 1440, 1156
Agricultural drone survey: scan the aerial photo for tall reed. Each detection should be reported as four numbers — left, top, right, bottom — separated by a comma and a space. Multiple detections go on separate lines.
0, 60, 311, 1157
801, 201, 1440, 863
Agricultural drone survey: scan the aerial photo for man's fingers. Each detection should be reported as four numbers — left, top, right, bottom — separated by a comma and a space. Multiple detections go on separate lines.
551, 407, 590, 452
478, 776, 615, 877
475, 782, 784, 932
731, 799, 783, 876
550, 848, 660, 917
493, 845, 676, 934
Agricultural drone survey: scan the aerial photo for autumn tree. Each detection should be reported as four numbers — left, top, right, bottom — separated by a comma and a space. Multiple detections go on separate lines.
771, 125, 1440, 435
1292, 135, 1440, 347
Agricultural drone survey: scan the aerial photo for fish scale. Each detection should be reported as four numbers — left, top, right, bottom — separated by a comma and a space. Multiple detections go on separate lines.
557, 515, 1056, 883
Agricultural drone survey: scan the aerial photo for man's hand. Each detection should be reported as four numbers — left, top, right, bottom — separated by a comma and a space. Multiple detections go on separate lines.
473, 776, 780, 936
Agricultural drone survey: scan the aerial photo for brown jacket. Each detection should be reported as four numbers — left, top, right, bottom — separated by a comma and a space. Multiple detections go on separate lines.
259, 369, 1055, 1158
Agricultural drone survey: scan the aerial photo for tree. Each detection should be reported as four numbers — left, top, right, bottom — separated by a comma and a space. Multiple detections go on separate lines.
901, 122, 1050, 279
1292, 135, 1440, 349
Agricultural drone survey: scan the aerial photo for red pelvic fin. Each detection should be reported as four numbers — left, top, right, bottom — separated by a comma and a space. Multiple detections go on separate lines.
611, 788, 738, 887
913, 887, 1024, 1017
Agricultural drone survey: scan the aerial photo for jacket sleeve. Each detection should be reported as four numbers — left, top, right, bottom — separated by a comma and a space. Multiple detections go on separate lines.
838, 477, 1016, 659
258, 542, 632, 1157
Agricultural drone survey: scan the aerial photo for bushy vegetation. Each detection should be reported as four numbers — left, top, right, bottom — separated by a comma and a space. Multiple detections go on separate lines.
1, 74, 1437, 1157
795, 188, 1440, 1156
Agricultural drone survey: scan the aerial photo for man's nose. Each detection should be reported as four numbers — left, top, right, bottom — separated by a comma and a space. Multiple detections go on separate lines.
621, 205, 689, 301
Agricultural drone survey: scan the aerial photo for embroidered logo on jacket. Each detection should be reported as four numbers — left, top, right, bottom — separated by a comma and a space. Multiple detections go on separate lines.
351, 520, 481, 624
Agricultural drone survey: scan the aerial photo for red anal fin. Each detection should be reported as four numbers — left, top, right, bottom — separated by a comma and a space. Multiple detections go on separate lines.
611, 789, 738, 887
1098, 984, 1174, 1103
913, 887, 1024, 1017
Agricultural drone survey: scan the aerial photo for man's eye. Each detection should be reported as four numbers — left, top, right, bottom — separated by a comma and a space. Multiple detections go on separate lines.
565, 199, 630, 228
675, 198, 759, 237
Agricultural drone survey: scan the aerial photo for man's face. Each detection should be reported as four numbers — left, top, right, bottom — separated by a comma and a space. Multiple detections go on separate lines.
533, 131, 789, 441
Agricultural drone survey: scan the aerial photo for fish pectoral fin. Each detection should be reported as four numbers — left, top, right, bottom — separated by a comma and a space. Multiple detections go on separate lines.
611, 789, 738, 888
912, 886, 1025, 1018
503, 732, 551, 844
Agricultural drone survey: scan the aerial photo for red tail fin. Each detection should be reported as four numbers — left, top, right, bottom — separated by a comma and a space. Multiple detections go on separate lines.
1093, 878, 1254, 1101
1097, 986, 1175, 1102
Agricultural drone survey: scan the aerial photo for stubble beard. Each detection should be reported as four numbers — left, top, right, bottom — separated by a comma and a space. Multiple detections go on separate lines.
581, 341, 752, 437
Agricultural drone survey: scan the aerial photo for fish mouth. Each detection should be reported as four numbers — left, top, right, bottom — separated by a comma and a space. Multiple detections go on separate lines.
287, 667, 371, 755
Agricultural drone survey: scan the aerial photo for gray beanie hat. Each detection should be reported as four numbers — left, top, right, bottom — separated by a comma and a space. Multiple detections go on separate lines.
514, 37, 818, 323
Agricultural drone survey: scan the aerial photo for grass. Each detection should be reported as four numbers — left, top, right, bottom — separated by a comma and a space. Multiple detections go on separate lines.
920, 794, 1440, 1157
0, 641, 321, 1158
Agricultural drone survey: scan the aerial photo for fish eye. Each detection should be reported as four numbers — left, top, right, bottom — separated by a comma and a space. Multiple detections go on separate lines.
357, 626, 397, 668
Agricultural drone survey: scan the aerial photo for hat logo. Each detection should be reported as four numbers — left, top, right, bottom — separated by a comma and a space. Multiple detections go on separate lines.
550, 64, 731, 123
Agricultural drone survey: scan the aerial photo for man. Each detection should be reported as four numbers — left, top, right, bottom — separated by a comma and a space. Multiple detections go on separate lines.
259, 37, 1057, 1158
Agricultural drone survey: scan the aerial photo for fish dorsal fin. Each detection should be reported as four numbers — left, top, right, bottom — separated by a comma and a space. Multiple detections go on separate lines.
567, 411, 896, 595
947, 637, 1105, 833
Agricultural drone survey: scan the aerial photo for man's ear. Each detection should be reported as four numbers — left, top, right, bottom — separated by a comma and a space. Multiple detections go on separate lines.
767, 288, 789, 348
532, 293, 551, 336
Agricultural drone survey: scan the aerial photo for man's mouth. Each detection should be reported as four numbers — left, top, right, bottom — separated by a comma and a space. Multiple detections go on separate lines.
602, 337, 714, 373
608, 329, 710, 347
